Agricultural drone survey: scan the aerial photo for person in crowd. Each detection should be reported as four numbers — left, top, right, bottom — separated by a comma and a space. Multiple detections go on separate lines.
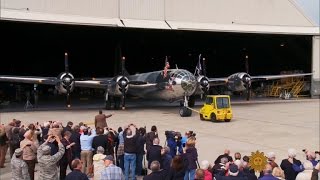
41, 122, 50, 143
194, 169, 205, 180
65, 159, 89, 180
184, 137, 198, 180
42, 134, 58, 155
116, 126, 125, 171
143, 160, 167, 180
212, 157, 228, 176
200, 160, 212, 180
37, 135, 65, 180
70, 125, 81, 159
10, 126, 22, 158
94, 110, 112, 129
24, 123, 42, 147
242, 156, 257, 180
100, 155, 124, 180
106, 128, 117, 156
311, 162, 320, 180
0, 123, 7, 168
266, 152, 278, 169
295, 161, 314, 180
136, 127, 146, 176
48, 122, 63, 140
145, 125, 158, 151
147, 137, 162, 170
305, 150, 318, 167
124, 125, 138, 180
11, 148, 30, 180
80, 127, 96, 175
280, 148, 301, 180
93, 146, 106, 180
167, 155, 186, 180
20, 133, 38, 180
258, 164, 278, 180
161, 146, 173, 171
5, 121, 16, 159
271, 167, 285, 180
215, 164, 247, 180
62, 121, 73, 136
60, 131, 75, 180
234, 152, 241, 161
92, 127, 108, 155
214, 149, 233, 165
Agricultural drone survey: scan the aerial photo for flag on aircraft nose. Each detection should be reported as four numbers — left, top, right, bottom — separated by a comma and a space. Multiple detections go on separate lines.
163, 56, 170, 78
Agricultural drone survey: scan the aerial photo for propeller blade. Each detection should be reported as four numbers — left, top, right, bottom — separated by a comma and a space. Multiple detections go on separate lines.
121, 84, 126, 110
245, 55, 249, 74
121, 56, 125, 75
202, 57, 206, 77
66, 92, 71, 108
65, 52, 69, 73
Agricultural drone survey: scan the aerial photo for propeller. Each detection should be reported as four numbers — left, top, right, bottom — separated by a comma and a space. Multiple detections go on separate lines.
244, 55, 251, 101
120, 56, 127, 110
63, 52, 72, 107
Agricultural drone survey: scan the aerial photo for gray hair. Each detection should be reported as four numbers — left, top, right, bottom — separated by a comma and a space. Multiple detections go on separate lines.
288, 148, 297, 158
97, 146, 105, 154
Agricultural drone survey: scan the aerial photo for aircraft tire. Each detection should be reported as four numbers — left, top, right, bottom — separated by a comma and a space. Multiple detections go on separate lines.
179, 107, 192, 117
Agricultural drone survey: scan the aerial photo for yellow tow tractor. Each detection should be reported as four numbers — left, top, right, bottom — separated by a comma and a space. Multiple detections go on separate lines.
199, 95, 233, 122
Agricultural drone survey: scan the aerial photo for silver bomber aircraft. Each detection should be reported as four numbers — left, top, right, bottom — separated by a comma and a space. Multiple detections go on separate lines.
0, 53, 312, 117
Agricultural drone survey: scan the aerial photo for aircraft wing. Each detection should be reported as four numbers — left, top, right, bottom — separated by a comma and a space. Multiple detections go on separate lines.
207, 77, 228, 86
250, 73, 312, 82
0, 75, 58, 85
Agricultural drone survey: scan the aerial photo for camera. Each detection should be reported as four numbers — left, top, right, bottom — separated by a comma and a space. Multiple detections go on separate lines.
165, 131, 182, 141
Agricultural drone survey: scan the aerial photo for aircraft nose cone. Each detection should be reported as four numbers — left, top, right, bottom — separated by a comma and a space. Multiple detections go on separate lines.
181, 75, 197, 95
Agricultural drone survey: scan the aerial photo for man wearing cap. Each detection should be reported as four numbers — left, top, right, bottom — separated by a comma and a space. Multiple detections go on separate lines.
100, 155, 124, 180
37, 135, 65, 180
11, 148, 30, 180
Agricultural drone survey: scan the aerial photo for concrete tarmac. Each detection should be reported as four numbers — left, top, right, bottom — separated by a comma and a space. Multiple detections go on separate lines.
0, 98, 319, 179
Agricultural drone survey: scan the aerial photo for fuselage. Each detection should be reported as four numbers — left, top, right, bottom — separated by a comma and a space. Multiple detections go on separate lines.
127, 69, 197, 101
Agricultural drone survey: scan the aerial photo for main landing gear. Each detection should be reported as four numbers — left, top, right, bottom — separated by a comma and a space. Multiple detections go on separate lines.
179, 95, 192, 117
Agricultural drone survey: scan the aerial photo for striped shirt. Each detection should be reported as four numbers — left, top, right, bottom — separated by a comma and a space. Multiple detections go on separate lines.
100, 164, 124, 180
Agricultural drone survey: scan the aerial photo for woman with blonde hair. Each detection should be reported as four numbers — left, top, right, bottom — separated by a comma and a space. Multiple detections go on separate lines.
183, 137, 198, 180
272, 167, 285, 180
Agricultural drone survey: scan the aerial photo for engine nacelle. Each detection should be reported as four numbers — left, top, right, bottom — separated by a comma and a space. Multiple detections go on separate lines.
55, 72, 75, 94
227, 72, 251, 91
197, 76, 210, 93
107, 76, 129, 96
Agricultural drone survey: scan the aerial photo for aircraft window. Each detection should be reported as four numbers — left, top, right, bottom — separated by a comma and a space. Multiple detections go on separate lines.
216, 97, 230, 109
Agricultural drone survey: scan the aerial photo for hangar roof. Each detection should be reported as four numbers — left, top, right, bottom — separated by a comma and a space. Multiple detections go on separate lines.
1, 0, 319, 35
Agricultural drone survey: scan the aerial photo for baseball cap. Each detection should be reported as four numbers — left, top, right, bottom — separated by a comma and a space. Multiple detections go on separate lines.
104, 155, 114, 161
15, 148, 23, 156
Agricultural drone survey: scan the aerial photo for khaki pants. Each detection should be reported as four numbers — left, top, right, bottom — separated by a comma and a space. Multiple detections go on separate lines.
80, 150, 93, 175
0, 144, 8, 167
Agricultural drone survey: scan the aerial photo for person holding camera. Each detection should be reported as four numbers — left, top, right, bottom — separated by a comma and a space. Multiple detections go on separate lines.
20, 132, 38, 180
303, 150, 318, 167
37, 135, 65, 180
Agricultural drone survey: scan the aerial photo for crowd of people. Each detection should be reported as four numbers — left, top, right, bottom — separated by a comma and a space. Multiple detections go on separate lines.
0, 110, 319, 180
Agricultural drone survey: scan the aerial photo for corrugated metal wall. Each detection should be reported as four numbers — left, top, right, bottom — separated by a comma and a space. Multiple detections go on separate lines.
120, 0, 164, 20
164, 0, 313, 27
2, 0, 119, 18
0, 0, 317, 29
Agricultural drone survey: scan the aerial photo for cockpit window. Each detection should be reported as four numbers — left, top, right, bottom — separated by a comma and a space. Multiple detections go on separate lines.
216, 97, 230, 109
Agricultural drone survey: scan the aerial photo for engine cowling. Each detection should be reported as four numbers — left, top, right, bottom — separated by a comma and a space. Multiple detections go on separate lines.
107, 76, 129, 96
55, 72, 75, 94
227, 72, 251, 91
197, 75, 210, 93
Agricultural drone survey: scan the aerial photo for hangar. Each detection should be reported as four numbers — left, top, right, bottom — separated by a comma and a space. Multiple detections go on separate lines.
0, 0, 319, 102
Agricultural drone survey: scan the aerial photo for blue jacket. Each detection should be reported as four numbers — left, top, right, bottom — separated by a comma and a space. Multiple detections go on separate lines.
258, 174, 278, 180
